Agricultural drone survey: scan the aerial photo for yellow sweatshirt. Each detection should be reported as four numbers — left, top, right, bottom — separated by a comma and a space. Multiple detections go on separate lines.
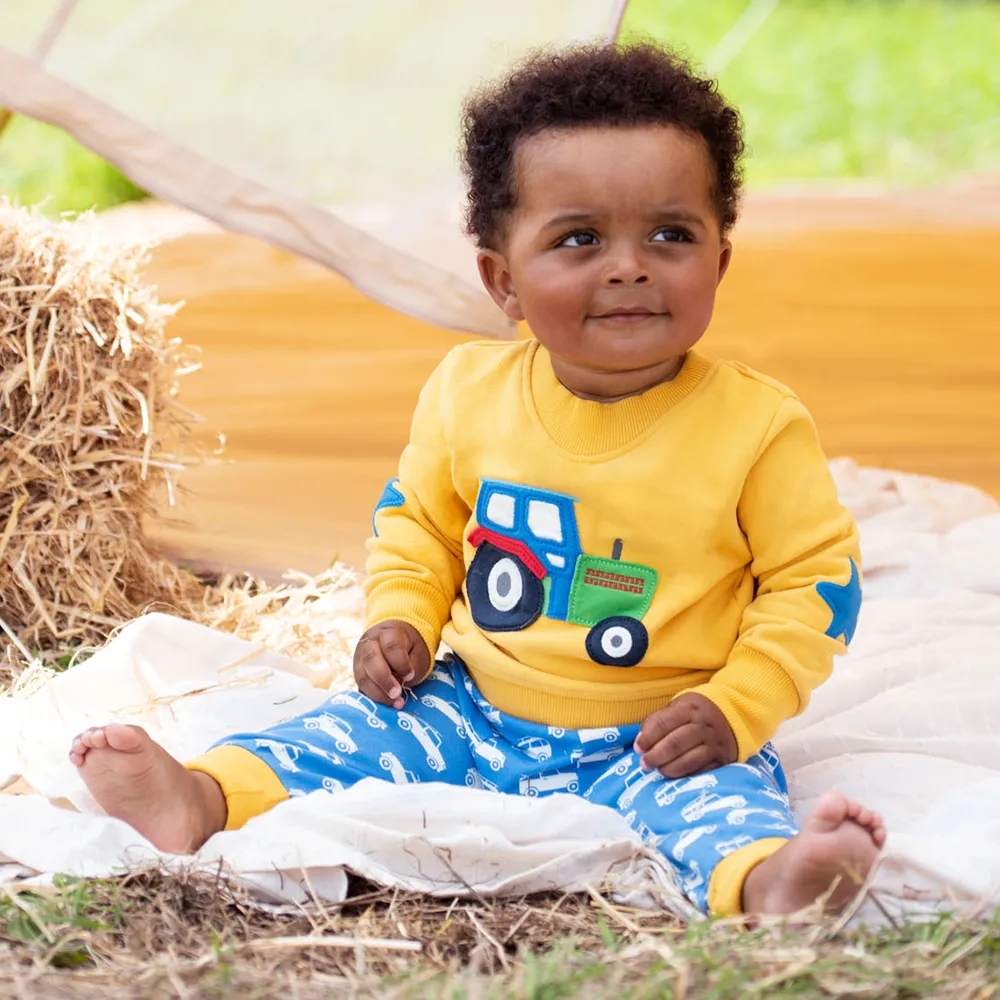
365, 340, 861, 760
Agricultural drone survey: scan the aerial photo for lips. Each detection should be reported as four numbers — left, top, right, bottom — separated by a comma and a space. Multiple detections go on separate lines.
594, 308, 665, 321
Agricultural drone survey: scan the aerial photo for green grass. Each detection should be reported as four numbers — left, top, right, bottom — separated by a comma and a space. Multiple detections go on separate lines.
0, 115, 144, 216
622, 0, 1000, 188
0, 0, 997, 217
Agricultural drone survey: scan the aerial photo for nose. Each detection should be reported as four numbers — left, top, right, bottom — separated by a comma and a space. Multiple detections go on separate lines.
603, 244, 650, 285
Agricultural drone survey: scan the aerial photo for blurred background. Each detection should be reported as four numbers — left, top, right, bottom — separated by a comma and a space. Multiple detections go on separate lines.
1, 0, 998, 575
5, 0, 997, 213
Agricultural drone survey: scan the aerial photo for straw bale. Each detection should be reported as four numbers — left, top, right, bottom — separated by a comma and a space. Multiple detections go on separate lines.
200, 565, 365, 691
0, 199, 203, 661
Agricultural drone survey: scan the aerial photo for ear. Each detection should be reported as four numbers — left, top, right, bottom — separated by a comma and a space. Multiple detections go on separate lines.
477, 250, 525, 322
716, 238, 733, 286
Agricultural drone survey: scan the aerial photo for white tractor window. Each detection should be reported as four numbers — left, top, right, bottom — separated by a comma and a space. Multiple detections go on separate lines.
546, 553, 565, 568
527, 500, 563, 541
485, 492, 516, 529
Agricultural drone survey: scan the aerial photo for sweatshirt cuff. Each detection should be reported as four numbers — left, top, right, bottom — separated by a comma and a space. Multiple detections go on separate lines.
687, 647, 800, 761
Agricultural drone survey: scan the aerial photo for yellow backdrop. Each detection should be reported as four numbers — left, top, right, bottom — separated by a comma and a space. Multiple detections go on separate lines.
139, 196, 999, 577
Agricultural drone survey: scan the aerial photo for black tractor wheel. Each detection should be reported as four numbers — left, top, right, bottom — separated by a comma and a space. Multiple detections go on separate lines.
466, 542, 544, 632
585, 616, 648, 667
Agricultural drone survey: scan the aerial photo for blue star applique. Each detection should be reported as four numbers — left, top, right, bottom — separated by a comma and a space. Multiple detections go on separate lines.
371, 478, 405, 537
816, 558, 862, 644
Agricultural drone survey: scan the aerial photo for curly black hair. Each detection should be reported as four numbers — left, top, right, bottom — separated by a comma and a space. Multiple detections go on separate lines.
460, 43, 745, 250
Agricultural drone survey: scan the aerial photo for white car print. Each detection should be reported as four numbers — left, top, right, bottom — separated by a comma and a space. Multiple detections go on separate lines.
726, 806, 789, 826
481, 703, 503, 727
419, 694, 467, 737
429, 666, 456, 687
633, 820, 660, 845
464, 768, 483, 788
763, 821, 799, 836
321, 776, 346, 794
327, 692, 388, 730
757, 746, 780, 773
518, 772, 580, 797
573, 745, 627, 766
654, 771, 718, 809
255, 739, 301, 772
715, 834, 754, 857
730, 762, 766, 778
681, 859, 705, 895
617, 767, 661, 810
302, 713, 357, 753
680, 792, 747, 824
298, 741, 343, 767
671, 824, 718, 862
480, 776, 500, 793
517, 736, 553, 762
586, 755, 634, 796
578, 726, 620, 745
396, 711, 446, 771
547, 726, 566, 739
466, 726, 506, 771
759, 786, 789, 805
379, 751, 417, 785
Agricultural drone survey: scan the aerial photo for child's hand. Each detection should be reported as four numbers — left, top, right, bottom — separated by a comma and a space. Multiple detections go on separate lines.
352, 621, 430, 709
634, 693, 738, 778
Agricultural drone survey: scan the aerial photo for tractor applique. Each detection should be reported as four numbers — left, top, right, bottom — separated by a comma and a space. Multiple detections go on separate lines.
466, 479, 658, 667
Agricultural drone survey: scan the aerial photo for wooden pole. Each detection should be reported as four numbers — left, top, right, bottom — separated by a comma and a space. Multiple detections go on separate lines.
0, 0, 81, 144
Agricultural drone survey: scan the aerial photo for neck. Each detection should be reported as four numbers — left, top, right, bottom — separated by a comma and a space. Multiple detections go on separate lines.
549, 354, 686, 402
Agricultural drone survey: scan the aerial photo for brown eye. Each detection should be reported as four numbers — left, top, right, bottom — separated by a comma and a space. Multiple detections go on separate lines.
652, 228, 691, 243
559, 231, 599, 248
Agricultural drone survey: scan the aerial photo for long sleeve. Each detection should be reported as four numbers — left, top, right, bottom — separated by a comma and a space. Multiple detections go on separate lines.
689, 396, 862, 760
364, 360, 470, 672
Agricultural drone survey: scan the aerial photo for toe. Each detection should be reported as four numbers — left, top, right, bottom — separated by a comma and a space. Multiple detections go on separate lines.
852, 803, 873, 828
872, 819, 887, 849
103, 724, 147, 753
88, 728, 109, 750
802, 790, 849, 833
69, 749, 84, 767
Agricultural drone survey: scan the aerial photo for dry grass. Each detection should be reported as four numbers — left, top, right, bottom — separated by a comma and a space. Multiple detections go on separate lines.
196, 565, 364, 692
0, 199, 204, 665
0, 200, 368, 693
0, 870, 996, 999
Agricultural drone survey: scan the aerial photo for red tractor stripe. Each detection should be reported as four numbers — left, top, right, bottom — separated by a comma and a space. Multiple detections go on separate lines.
467, 527, 547, 579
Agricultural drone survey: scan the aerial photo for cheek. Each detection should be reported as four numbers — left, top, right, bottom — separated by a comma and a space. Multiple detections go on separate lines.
515, 259, 590, 320
661, 257, 721, 317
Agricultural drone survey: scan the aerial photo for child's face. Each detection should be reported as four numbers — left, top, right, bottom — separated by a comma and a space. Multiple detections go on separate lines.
478, 125, 731, 398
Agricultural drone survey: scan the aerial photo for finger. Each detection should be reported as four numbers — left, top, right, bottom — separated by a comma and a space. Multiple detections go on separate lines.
357, 667, 405, 709
634, 704, 684, 754
377, 629, 417, 684
659, 744, 717, 780
640, 722, 705, 771
355, 639, 404, 706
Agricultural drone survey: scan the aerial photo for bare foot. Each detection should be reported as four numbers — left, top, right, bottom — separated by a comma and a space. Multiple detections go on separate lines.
70, 724, 227, 854
742, 790, 886, 915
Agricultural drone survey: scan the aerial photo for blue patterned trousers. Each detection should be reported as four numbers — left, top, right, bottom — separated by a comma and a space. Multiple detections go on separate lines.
208, 658, 798, 912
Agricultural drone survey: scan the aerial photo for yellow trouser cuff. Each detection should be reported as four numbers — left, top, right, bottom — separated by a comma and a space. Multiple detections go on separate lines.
186, 745, 289, 831
707, 837, 789, 916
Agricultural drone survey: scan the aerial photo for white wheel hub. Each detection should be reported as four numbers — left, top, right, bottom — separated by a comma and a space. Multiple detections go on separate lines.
487, 557, 523, 611
600, 625, 634, 660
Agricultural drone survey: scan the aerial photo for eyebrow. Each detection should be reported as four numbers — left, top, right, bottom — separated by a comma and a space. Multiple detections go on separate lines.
541, 209, 707, 230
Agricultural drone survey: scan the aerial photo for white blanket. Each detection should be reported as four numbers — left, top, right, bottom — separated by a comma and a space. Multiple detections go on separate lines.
1, 459, 998, 922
